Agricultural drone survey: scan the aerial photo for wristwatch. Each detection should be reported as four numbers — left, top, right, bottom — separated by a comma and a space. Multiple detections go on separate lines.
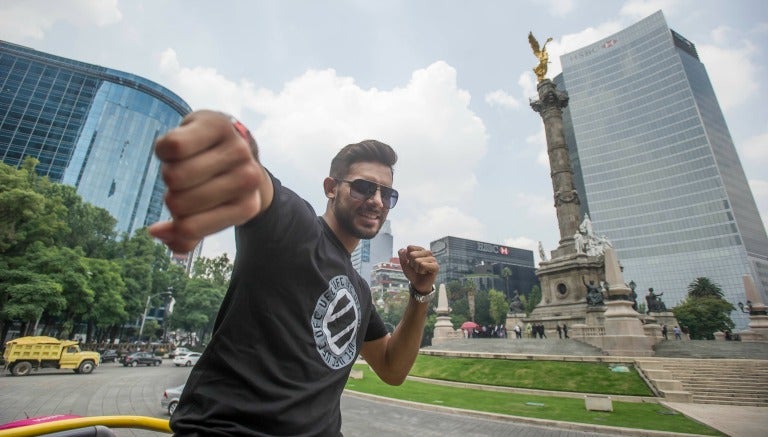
409, 283, 436, 303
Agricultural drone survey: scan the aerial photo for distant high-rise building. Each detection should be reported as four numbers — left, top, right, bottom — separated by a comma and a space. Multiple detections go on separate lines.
0, 40, 191, 236
555, 11, 768, 328
430, 236, 538, 300
351, 220, 393, 285
369, 256, 409, 303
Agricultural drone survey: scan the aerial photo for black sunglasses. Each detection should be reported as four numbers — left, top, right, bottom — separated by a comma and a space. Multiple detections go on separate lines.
334, 178, 399, 209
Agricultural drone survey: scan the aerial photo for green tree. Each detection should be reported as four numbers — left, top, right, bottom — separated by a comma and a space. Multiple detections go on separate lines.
192, 254, 233, 286
472, 289, 491, 326
524, 285, 542, 315
686, 277, 725, 299
48, 182, 117, 259
171, 278, 226, 344
84, 258, 128, 342
488, 289, 509, 325
673, 277, 735, 339
0, 159, 68, 255
501, 267, 512, 296
116, 228, 176, 337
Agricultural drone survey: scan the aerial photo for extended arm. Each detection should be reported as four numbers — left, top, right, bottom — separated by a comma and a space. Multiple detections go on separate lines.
361, 245, 438, 385
149, 111, 274, 253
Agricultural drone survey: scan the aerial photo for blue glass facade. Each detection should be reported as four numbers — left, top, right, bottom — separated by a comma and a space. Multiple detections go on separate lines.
351, 220, 394, 285
0, 40, 191, 235
556, 11, 768, 329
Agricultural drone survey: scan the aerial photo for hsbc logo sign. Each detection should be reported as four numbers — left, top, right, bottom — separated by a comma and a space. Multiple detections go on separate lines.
312, 275, 361, 369
477, 242, 511, 256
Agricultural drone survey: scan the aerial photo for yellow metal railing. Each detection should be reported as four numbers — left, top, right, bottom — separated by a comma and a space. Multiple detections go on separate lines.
0, 416, 171, 437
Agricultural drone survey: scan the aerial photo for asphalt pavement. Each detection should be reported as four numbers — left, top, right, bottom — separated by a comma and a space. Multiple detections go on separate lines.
2, 352, 766, 436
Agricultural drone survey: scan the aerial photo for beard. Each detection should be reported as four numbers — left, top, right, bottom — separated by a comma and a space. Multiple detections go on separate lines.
332, 199, 385, 240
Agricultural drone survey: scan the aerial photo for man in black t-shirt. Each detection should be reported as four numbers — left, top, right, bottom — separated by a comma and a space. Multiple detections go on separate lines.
149, 110, 438, 436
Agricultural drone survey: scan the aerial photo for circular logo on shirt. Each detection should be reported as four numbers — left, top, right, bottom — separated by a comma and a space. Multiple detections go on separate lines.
312, 275, 361, 369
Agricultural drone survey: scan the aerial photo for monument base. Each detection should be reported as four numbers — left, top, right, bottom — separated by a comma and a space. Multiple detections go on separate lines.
530, 252, 604, 327
739, 315, 768, 342
432, 315, 463, 344
647, 311, 679, 332
505, 313, 527, 336
592, 299, 655, 356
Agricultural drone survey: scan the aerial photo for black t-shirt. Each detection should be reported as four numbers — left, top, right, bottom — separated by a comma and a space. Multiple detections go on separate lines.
171, 174, 388, 436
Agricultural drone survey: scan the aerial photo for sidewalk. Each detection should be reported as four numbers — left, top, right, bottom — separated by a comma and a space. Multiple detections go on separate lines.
661, 402, 767, 437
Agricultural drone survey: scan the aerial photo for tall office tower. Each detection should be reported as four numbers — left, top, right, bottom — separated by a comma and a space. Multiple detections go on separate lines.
0, 41, 191, 236
555, 11, 768, 329
351, 220, 394, 286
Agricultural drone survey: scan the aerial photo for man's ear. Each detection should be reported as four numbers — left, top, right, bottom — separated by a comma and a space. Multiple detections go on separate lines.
323, 177, 337, 199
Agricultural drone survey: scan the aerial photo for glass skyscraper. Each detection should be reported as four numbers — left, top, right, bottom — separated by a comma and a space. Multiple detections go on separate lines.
351, 220, 394, 285
555, 11, 768, 329
0, 40, 191, 236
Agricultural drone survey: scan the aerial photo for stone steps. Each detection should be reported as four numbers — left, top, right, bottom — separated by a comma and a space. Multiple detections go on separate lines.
653, 340, 768, 359
636, 357, 768, 407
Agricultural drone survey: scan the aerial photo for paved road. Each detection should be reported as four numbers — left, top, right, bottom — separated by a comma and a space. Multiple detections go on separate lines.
0, 361, 621, 436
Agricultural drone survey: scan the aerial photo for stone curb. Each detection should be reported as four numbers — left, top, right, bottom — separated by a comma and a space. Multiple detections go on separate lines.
343, 390, 711, 437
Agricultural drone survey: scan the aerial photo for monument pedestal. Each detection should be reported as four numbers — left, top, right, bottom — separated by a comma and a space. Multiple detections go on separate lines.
585, 306, 605, 327
530, 253, 603, 325
597, 300, 655, 356
430, 284, 463, 345
505, 313, 527, 336
739, 314, 768, 342
648, 311, 679, 332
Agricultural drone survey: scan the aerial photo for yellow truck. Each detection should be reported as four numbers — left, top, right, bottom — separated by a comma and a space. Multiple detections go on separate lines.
2, 336, 100, 376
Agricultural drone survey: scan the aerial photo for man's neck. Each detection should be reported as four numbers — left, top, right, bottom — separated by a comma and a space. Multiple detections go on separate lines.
320, 213, 359, 254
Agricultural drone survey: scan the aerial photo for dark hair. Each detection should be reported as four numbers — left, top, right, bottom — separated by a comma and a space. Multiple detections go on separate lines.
329, 140, 397, 179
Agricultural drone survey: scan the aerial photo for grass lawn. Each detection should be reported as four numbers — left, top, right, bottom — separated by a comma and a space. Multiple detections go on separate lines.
344, 358, 724, 436
410, 355, 653, 396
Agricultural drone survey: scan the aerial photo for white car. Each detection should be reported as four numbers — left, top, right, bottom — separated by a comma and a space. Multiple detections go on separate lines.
168, 347, 191, 358
173, 352, 201, 367
160, 384, 185, 415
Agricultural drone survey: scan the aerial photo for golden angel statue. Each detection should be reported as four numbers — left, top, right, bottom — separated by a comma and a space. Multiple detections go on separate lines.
528, 32, 553, 82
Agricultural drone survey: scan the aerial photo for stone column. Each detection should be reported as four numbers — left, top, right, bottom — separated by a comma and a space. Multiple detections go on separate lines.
739, 275, 768, 342
530, 79, 581, 257
432, 283, 460, 344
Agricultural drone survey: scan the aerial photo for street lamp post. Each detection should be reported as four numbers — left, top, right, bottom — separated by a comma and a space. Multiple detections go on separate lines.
138, 290, 173, 342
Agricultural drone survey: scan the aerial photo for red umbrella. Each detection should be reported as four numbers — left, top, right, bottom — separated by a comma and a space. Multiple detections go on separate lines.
461, 321, 479, 330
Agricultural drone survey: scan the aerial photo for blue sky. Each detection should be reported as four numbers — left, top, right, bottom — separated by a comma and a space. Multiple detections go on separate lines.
2, 0, 766, 263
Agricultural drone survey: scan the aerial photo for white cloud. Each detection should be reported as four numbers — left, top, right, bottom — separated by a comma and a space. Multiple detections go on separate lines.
485, 90, 520, 109
510, 192, 555, 220
698, 42, 760, 111
0, 0, 121, 41
518, 72, 537, 102
532, 0, 575, 17
619, 0, 681, 20
395, 207, 486, 249
158, 48, 259, 117
158, 53, 489, 258
749, 179, 768, 232
504, 236, 540, 262
541, 21, 624, 79
525, 127, 550, 167
740, 132, 768, 165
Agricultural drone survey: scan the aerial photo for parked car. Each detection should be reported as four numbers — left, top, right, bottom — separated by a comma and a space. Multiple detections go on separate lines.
122, 352, 161, 367
168, 347, 191, 358
173, 352, 201, 367
160, 384, 185, 415
98, 349, 119, 363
